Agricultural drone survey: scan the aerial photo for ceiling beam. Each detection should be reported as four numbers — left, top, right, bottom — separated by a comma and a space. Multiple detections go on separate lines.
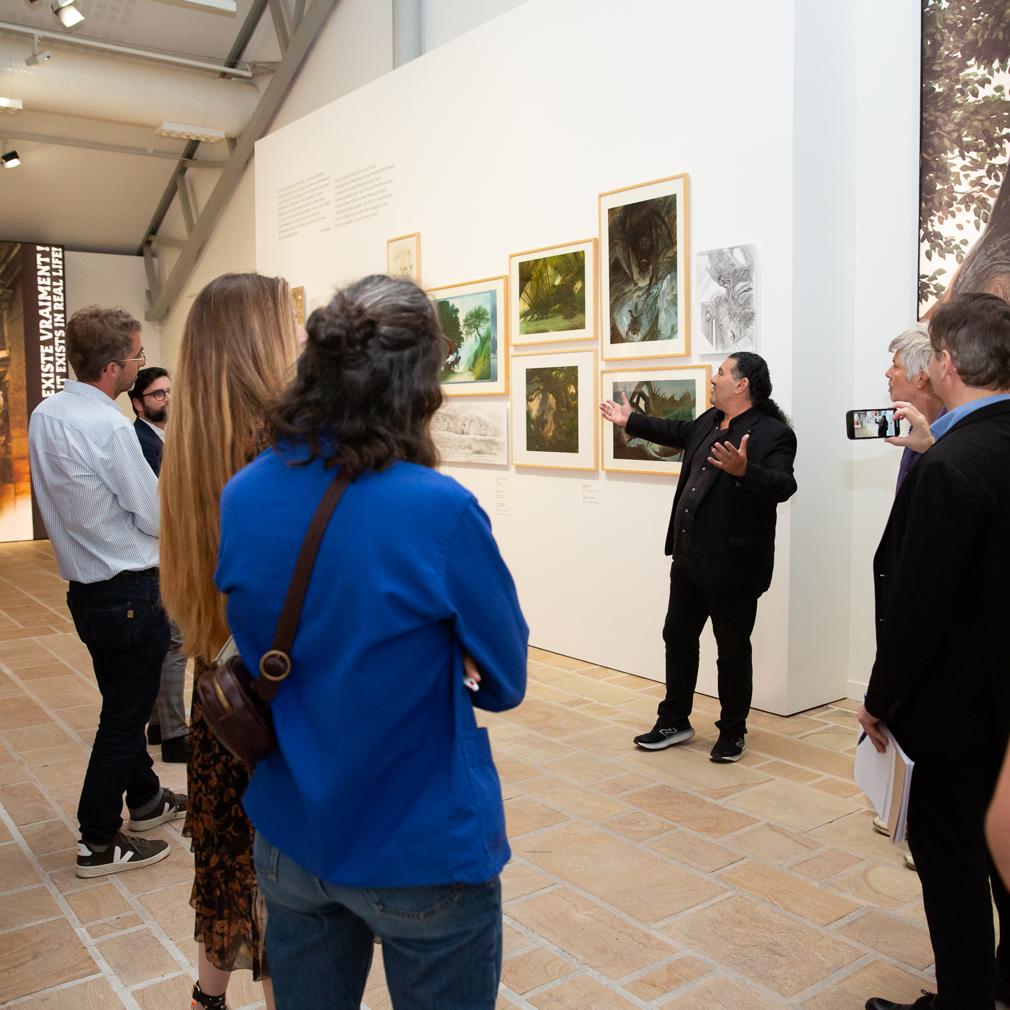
0, 130, 228, 166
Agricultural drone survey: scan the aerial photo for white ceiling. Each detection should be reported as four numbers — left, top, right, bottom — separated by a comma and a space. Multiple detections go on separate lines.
0, 0, 286, 254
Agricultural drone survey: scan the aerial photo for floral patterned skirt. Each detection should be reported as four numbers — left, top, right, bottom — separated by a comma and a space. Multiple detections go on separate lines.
183, 662, 268, 980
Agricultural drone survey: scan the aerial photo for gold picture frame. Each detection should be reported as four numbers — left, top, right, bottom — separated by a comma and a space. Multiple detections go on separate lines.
387, 232, 421, 284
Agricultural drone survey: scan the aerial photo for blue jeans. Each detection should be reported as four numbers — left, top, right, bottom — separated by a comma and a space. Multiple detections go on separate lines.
254, 833, 502, 1010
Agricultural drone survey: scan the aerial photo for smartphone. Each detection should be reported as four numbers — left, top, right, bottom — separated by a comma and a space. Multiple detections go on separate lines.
846, 408, 902, 440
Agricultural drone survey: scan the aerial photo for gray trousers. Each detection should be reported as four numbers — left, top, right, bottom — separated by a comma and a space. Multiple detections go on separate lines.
149, 620, 189, 741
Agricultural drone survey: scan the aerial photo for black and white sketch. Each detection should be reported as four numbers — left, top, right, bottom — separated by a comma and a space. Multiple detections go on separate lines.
695, 244, 756, 355
432, 402, 509, 466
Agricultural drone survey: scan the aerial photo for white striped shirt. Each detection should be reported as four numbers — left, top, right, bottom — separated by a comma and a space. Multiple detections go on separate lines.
28, 380, 160, 583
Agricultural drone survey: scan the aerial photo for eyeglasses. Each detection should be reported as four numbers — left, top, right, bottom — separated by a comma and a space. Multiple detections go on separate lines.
119, 349, 147, 366
142, 389, 169, 402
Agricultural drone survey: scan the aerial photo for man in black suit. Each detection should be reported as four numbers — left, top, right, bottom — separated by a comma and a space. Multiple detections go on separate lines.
601, 352, 797, 763
129, 367, 188, 764
859, 292, 1010, 1010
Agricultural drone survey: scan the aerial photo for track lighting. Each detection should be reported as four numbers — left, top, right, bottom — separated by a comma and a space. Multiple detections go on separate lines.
26, 38, 53, 66
0, 98, 24, 114
51, 0, 85, 29
2, 144, 21, 169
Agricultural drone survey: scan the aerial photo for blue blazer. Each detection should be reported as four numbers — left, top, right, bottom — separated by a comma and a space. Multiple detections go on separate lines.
216, 449, 528, 887
133, 417, 163, 476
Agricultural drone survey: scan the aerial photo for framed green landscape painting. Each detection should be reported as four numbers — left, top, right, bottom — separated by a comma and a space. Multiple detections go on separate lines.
509, 239, 596, 346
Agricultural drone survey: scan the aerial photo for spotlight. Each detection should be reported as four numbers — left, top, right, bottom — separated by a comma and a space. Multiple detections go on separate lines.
51, 0, 85, 28
2, 146, 21, 169
0, 98, 24, 114
25, 48, 52, 66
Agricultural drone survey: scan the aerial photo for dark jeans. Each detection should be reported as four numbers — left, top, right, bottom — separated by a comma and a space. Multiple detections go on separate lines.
906, 749, 1010, 1009
254, 833, 503, 1010
658, 563, 758, 736
66, 569, 170, 845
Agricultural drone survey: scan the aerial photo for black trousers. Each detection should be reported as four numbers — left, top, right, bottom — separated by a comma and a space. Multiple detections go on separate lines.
906, 747, 1010, 1009
657, 563, 758, 736
66, 569, 170, 845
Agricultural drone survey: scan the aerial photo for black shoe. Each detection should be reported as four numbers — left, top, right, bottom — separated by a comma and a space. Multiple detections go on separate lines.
160, 735, 189, 764
76, 831, 170, 878
192, 983, 229, 1009
147, 723, 162, 745
710, 732, 746, 763
633, 721, 695, 750
865, 991, 936, 1010
127, 788, 188, 832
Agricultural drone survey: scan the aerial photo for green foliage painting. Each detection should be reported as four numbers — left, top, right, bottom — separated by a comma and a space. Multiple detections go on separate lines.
436, 290, 498, 384
526, 365, 579, 453
518, 251, 587, 335
920, 0, 1010, 312
612, 380, 696, 462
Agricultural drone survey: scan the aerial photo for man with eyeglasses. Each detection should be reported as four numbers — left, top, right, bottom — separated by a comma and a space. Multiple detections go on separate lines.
28, 307, 187, 878
129, 367, 188, 765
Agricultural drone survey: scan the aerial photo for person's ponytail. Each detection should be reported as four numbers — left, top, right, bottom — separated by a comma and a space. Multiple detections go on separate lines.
728, 352, 790, 427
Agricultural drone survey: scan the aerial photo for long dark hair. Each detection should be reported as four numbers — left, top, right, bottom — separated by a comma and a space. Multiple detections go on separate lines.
728, 351, 790, 426
269, 275, 446, 476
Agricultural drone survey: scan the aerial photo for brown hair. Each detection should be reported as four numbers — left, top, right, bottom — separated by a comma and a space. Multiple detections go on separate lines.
269, 274, 445, 477
159, 273, 299, 660
67, 306, 139, 381
929, 291, 1010, 390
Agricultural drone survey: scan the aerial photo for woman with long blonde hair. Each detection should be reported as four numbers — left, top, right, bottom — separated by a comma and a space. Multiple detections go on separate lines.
160, 272, 300, 1010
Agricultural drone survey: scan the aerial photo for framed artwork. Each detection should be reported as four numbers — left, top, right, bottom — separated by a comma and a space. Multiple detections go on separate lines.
599, 173, 690, 360
387, 232, 421, 283
601, 365, 711, 475
432, 401, 509, 466
694, 244, 756, 355
290, 285, 306, 327
429, 276, 508, 396
511, 349, 597, 471
509, 238, 597, 346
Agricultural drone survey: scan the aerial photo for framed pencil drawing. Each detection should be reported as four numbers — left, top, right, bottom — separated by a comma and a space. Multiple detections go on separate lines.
429, 276, 508, 396
601, 365, 710, 475
432, 401, 509, 467
387, 232, 421, 283
511, 348, 597, 471
509, 239, 597, 346
694, 244, 756, 355
599, 173, 690, 360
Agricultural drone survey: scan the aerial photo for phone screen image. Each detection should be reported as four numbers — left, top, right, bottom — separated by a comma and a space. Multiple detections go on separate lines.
846, 408, 901, 440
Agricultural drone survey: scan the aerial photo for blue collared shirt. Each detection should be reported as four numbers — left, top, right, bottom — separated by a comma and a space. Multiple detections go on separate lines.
930, 393, 1010, 441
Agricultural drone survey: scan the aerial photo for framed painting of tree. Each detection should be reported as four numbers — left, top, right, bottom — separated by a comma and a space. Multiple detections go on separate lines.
510, 348, 597, 471
601, 365, 711, 476
599, 173, 690, 359
509, 239, 597, 346
919, 1, 1010, 316
428, 276, 508, 396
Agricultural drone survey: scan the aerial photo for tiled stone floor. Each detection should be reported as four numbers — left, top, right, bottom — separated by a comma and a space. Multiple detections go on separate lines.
0, 540, 936, 1008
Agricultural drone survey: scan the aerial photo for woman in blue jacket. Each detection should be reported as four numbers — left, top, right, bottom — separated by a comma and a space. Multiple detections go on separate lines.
216, 274, 528, 1010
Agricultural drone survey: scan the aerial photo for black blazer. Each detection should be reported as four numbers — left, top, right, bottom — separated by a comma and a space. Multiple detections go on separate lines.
626, 405, 797, 597
134, 417, 163, 476
865, 399, 1010, 759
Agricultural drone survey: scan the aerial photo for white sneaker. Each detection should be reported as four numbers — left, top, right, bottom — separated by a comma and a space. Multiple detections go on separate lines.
127, 788, 188, 832
872, 815, 890, 837
76, 832, 170, 878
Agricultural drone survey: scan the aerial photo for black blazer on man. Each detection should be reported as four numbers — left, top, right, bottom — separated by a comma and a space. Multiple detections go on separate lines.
134, 417, 163, 476
865, 400, 1010, 760
626, 406, 797, 598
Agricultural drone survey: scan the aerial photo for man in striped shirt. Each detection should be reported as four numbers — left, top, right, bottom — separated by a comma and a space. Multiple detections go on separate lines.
28, 306, 187, 878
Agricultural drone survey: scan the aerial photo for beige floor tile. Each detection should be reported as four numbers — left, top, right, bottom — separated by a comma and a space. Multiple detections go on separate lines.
754, 758, 822, 784
495, 755, 541, 784
725, 779, 861, 832
65, 882, 133, 924
118, 846, 195, 895
649, 830, 743, 873
517, 776, 629, 822
505, 699, 603, 738
133, 974, 196, 1009
717, 860, 860, 925
0, 839, 43, 890
501, 861, 554, 902
528, 649, 596, 672
97, 928, 181, 986
624, 955, 711, 999
594, 772, 656, 795
836, 910, 934, 970
224, 968, 268, 1008
801, 959, 932, 1010
0, 885, 61, 930
746, 728, 856, 778
543, 751, 625, 785
8, 661, 75, 681
56, 705, 102, 735
829, 862, 923, 909
625, 784, 757, 836
497, 733, 573, 764
792, 848, 865, 882
810, 777, 866, 799
747, 709, 828, 737
21, 742, 88, 771
2, 722, 75, 751
0, 917, 98, 1002
29, 676, 100, 711
87, 912, 144, 939
503, 921, 532, 955
14, 976, 120, 1009
1, 781, 58, 826
605, 810, 671, 841
508, 887, 673, 980
527, 972, 639, 1009
615, 747, 770, 794
808, 811, 909, 867
501, 946, 576, 993
798, 727, 859, 753
564, 725, 640, 758
505, 797, 569, 837
514, 821, 724, 923
0, 695, 51, 730
667, 896, 862, 997
545, 673, 644, 707
662, 975, 788, 1010
0, 758, 31, 785
725, 822, 822, 864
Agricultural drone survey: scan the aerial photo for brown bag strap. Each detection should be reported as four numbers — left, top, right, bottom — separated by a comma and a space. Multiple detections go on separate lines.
253, 471, 351, 703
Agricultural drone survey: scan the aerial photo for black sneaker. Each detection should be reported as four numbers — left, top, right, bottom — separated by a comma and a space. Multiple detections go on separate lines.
710, 732, 746, 763
865, 991, 936, 1010
633, 721, 695, 750
127, 788, 188, 832
76, 831, 170, 878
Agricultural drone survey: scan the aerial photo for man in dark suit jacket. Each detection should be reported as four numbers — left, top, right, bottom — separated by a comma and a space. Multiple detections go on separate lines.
130, 367, 169, 475
859, 293, 1010, 1010
601, 352, 797, 763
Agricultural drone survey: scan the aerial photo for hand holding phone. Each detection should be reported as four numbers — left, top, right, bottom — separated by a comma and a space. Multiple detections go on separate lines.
886, 401, 936, 454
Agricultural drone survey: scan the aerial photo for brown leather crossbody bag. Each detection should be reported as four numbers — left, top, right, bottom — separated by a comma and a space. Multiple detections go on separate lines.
196, 472, 350, 766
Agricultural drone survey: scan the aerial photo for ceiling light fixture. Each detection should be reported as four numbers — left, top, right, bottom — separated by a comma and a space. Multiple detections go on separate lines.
51, 0, 85, 29
2, 144, 21, 169
156, 121, 226, 143
0, 98, 24, 114
149, 0, 237, 12
25, 37, 52, 66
